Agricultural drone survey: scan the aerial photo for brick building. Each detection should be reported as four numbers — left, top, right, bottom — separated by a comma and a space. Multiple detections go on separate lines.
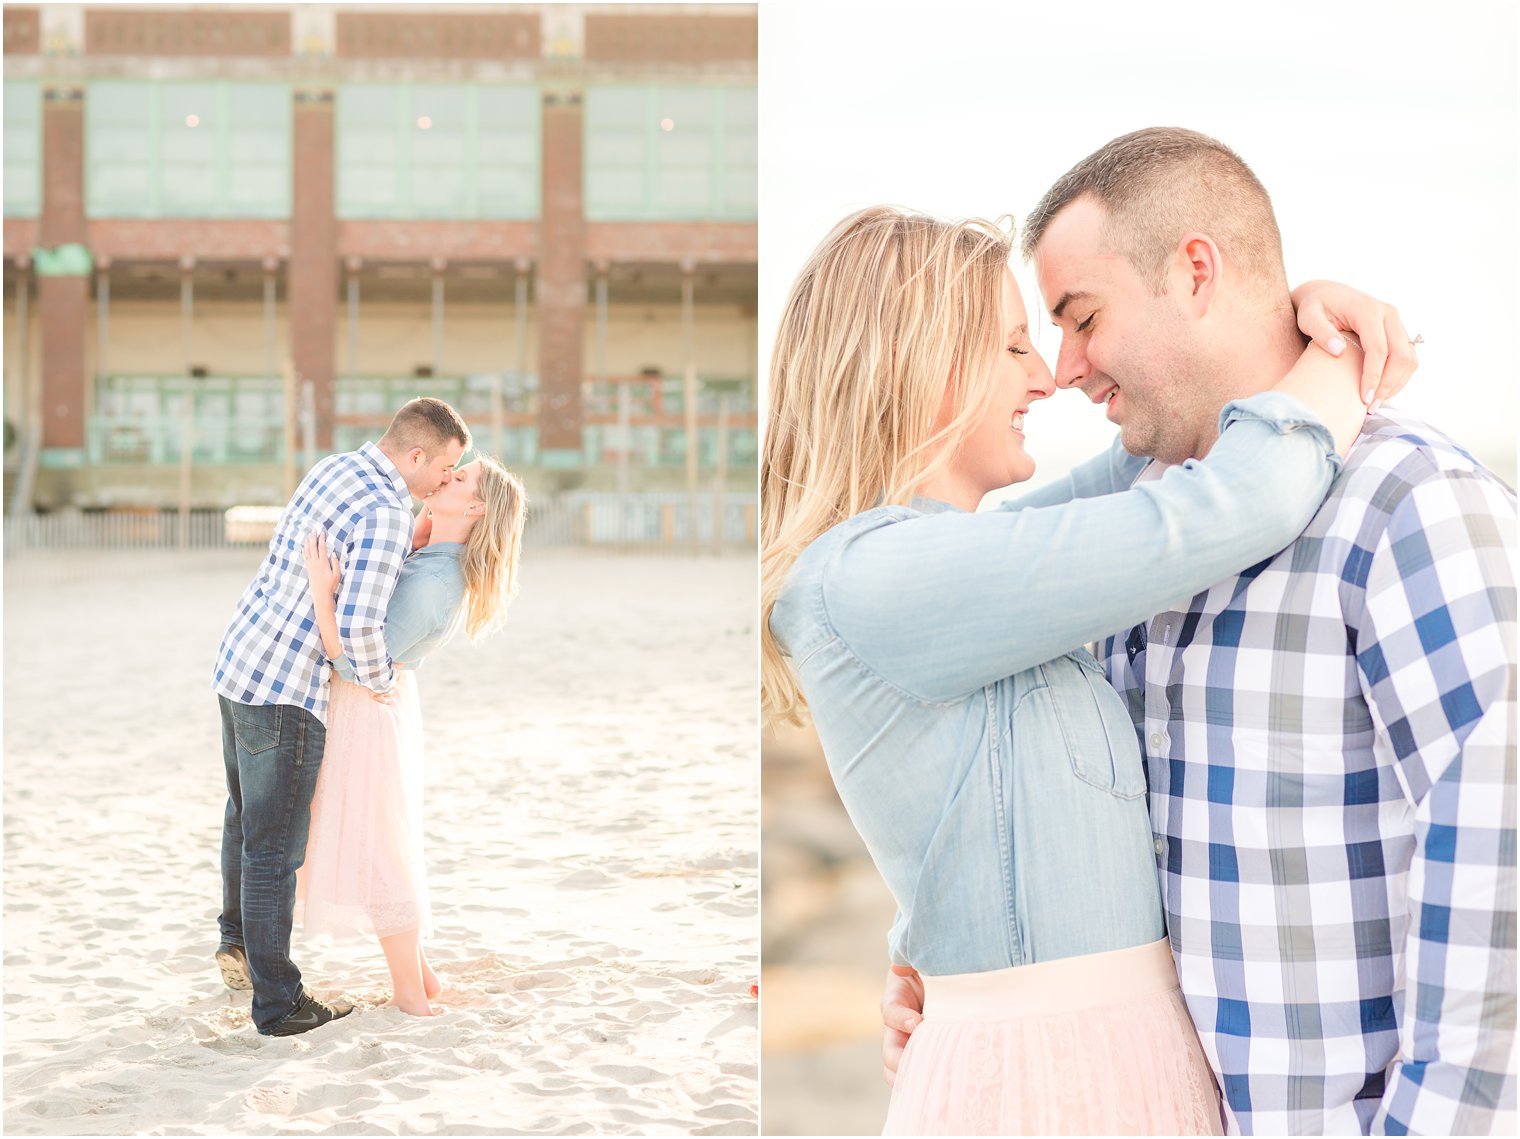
2, 4, 757, 512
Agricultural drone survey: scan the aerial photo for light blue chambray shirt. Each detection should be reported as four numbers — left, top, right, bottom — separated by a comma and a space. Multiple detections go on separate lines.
330, 541, 467, 680
769, 392, 1344, 976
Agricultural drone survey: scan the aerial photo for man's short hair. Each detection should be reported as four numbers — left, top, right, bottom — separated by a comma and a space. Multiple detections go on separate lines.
1022, 127, 1288, 297
380, 397, 470, 456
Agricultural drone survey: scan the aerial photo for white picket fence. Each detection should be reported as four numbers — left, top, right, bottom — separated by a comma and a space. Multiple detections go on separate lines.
3, 510, 227, 552
2, 493, 758, 558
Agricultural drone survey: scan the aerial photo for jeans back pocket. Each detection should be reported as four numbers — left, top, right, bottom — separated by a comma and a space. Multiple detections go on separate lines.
231, 704, 283, 756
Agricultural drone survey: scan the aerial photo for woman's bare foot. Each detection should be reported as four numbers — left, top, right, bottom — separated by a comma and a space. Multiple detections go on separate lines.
379, 930, 435, 1016
419, 949, 442, 1000
387, 993, 435, 1017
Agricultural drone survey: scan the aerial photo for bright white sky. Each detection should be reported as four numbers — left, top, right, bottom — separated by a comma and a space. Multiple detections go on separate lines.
758, 0, 1519, 490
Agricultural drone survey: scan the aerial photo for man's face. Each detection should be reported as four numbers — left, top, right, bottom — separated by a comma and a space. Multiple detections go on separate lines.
1033, 197, 1211, 464
401, 440, 466, 501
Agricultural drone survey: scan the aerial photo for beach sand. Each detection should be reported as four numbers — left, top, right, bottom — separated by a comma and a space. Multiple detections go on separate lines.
3, 547, 758, 1135
760, 723, 894, 1136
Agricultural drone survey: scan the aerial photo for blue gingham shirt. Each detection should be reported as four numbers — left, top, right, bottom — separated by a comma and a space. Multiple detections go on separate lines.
1102, 410, 1517, 1135
213, 442, 413, 724
328, 542, 468, 681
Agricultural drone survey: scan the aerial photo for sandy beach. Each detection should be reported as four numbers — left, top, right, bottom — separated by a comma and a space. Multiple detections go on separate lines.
760, 724, 894, 1136
3, 547, 758, 1135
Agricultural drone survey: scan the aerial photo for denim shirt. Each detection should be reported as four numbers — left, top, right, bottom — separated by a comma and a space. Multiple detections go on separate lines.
769, 392, 1343, 976
330, 541, 467, 680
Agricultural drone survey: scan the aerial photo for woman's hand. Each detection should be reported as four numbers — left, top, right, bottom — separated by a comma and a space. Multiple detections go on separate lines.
1291, 280, 1418, 411
1272, 338, 1369, 458
880, 965, 924, 1087
303, 531, 342, 610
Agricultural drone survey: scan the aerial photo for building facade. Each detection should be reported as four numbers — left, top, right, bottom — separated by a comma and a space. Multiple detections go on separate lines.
2, 4, 758, 512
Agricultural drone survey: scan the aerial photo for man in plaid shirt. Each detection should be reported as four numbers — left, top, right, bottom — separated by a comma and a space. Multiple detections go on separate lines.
883, 129, 1515, 1133
212, 398, 468, 1036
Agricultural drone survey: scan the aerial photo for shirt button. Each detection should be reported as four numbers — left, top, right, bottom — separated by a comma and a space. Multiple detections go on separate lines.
1154, 838, 1167, 856
1148, 731, 1165, 749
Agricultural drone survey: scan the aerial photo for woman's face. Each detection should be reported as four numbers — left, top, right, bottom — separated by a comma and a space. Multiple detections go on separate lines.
428, 458, 485, 519
944, 270, 1055, 494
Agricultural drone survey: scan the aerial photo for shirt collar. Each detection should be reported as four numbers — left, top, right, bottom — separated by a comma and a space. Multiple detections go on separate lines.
908, 495, 968, 514
359, 441, 412, 507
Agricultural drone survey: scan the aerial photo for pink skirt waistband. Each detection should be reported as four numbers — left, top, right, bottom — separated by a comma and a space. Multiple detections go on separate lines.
922, 937, 1180, 1023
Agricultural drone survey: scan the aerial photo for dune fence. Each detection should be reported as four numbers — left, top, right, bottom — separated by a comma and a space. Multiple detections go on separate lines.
2, 492, 758, 558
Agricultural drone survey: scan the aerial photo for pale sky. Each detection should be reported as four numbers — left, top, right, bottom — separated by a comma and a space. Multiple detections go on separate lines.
758, 0, 1519, 489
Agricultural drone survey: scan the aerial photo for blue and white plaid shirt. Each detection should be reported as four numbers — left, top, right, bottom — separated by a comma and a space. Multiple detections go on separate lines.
1103, 410, 1517, 1135
213, 441, 413, 725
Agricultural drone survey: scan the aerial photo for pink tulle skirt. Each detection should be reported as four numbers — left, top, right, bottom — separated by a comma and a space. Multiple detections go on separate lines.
296, 670, 431, 940
884, 938, 1224, 1136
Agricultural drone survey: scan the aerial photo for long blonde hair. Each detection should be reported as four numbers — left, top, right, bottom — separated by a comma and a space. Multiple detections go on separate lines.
761, 206, 1015, 726
460, 456, 527, 640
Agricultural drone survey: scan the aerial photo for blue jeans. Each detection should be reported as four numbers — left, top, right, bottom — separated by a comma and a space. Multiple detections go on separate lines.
217, 696, 325, 1034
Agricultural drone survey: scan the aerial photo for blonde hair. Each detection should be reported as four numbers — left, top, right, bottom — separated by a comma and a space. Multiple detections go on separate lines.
459, 456, 527, 640
761, 206, 1015, 726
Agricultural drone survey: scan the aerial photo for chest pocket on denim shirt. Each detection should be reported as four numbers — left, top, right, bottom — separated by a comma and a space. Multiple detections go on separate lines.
1042, 652, 1148, 800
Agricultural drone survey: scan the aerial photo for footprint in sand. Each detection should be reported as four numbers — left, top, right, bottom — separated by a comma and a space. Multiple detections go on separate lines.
463, 1047, 512, 1072
696, 1103, 756, 1122
692, 1118, 760, 1136
558, 868, 616, 888
703, 1008, 756, 1039
199, 1034, 260, 1055
591, 1063, 662, 1085
244, 1084, 297, 1114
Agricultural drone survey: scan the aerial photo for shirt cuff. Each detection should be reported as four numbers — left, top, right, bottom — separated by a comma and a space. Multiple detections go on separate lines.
1218, 390, 1344, 472
327, 653, 358, 684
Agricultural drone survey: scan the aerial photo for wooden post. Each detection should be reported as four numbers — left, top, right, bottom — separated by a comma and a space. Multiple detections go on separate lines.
282, 356, 298, 495
345, 257, 361, 376
7, 259, 35, 532
489, 263, 505, 457
681, 262, 697, 553
430, 257, 445, 380
712, 394, 729, 554
94, 260, 109, 398
514, 258, 530, 455
177, 256, 195, 550
263, 256, 278, 469
300, 379, 316, 470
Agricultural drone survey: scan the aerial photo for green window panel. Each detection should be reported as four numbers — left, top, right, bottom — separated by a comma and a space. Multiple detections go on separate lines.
332, 374, 539, 458
721, 87, 758, 215
652, 89, 715, 213
476, 86, 540, 217
4, 80, 42, 218
336, 84, 539, 220
159, 84, 219, 214
585, 86, 758, 221
227, 84, 290, 216
88, 82, 155, 212
86, 82, 291, 219
89, 375, 285, 464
